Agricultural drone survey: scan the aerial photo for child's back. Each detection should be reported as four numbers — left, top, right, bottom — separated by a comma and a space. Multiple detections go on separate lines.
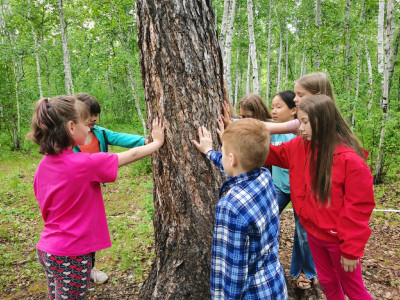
192, 118, 288, 299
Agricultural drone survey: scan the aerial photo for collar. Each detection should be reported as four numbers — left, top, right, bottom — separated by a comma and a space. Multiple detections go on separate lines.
219, 168, 266, 198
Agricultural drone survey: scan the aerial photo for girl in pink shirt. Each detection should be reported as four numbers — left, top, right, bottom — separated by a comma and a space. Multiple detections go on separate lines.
27, 96, 164, 299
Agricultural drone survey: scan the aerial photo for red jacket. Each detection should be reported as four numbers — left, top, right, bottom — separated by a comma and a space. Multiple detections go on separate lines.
266, 137, 375, 260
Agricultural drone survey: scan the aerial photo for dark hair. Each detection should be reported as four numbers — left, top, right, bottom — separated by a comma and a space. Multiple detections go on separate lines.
275, 90, 296, 109
299, 95, 363, 205
75, 93, 101, 115
239, 93, 272, 121
26, 96, 89, 155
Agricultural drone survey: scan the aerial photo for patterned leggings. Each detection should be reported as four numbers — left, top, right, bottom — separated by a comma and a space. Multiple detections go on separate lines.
37, 249, 93, 300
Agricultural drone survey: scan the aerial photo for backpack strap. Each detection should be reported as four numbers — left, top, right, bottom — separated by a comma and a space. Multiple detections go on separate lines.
102, 130, 109, 153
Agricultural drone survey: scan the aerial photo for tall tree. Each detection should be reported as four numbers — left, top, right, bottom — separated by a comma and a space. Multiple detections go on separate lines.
374, 0, 396, 183
247, 0, 259, 93
136, 0, 224, 298
57, 0, 74, 95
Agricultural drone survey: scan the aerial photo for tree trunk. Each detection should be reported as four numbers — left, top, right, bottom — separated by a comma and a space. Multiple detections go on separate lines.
57, 0, 74, 95
344, 0, 352, 95
219, 0, 230, 53
377, 0, 385, 74
234, 48, 240, 108
27, 0, 43, 98
366, 40, 373, 117
375, 0, 395, 184
136, 1, 224, 298
128, 63, 147, 136
284, 32, 289, 90
265, 4, 272, 103
247, 0, 259, 94
351, 0, 365, 129
246, 47, 251, 94
224, 0, 236, 103
314, 0, 321, 69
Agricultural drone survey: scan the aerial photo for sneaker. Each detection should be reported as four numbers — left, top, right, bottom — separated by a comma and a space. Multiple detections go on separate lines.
90, 267, 108, 284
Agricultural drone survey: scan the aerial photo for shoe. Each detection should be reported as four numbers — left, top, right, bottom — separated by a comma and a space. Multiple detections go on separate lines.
90, 267, 109, 284
296, 273, 311, 290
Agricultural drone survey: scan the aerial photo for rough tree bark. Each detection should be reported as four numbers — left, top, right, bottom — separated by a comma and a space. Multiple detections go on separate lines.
136, 1, 225, 298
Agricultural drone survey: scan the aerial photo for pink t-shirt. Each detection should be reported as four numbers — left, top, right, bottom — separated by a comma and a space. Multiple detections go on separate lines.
34, 149, 118, 256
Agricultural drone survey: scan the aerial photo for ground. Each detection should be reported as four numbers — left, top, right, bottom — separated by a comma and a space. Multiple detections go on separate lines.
1, 155, 399, 300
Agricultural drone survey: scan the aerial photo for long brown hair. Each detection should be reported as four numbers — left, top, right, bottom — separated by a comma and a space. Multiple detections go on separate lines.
239, 93, 272, 121
299, 95, 364, 204
295, 72, 336, 102
26, 96, 89, 155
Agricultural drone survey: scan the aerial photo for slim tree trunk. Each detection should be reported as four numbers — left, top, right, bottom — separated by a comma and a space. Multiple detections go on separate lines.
351, 0, 365, 128
284, 32, 289, 90
375, 0, 395, 184
224, 0, 236, 103
234, 48, 240, 108
377, 0, 385, 74
136, 1, 224, 298
219, 0, 230, 53
265, 4, 272, 102
366, 40, 373, 117
57, 0, 74, 95
314, 0, 321, 69
246, 47, 251, 94
27, 0, 43, 98
128, 64, 147, 136
247, 0, 259, 94
344, 0, 352, 94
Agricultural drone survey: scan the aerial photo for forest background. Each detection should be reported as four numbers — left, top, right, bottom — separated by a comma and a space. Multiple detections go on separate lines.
0, 0, 400, 183
0, 0, 400, 298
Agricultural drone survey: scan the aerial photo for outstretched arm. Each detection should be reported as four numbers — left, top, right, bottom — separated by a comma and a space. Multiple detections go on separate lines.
263, 119, 299, 134
117, 118, 165, 167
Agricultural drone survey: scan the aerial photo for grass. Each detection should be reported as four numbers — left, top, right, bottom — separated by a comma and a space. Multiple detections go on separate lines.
0, 144, 399, 297
0, 146, 155, 295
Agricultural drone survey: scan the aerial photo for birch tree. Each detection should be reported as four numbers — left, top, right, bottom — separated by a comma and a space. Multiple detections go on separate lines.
223, 0, 236, 103
375, 0, 396, 183
265, 4, 272, 102
247, 0, 259, 94
57, 0, 74, 95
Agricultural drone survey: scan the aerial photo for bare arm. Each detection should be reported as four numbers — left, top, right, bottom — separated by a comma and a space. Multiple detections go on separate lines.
117, 118, 165, 167
263, 120, 298, 134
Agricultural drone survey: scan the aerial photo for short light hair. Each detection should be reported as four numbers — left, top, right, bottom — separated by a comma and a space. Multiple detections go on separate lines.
222, 118, 270, 172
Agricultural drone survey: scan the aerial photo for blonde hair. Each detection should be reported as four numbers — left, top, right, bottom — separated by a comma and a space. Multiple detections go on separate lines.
222, 118, 270, 172
239, 93, 272, 121
295, 72, 336, 102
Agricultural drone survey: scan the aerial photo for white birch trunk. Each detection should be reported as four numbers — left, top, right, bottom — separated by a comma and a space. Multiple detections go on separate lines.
375, 0, 395, 183
219, 0, 230, 53
27, 0, 43, 98
58, 0, 74, 95
314, 0, 321, 69
223, 0, 236, 103
276, 34, 282, 93
265, 5, 272, 101
234, 48, 240, 108
247, 0, 259, 94
128, 64, 147, 136
246, 48, 251, 94
284, 32, 289, 90
344, 0, 352, 94
377, 0, 385, 74
366, 40, 373, 116
351, 0, 365, 128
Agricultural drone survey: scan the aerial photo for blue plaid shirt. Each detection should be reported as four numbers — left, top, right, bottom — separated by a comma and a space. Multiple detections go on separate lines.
207, 150, 288, 300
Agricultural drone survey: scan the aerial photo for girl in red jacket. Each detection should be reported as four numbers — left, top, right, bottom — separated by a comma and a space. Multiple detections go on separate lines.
266, 95, 374, 300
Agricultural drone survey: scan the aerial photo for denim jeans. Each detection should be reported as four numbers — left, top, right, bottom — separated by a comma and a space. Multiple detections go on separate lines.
275, 185, 317, 280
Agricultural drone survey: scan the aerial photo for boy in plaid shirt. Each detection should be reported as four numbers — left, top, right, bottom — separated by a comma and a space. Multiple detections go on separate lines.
192, 118, 288, 299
